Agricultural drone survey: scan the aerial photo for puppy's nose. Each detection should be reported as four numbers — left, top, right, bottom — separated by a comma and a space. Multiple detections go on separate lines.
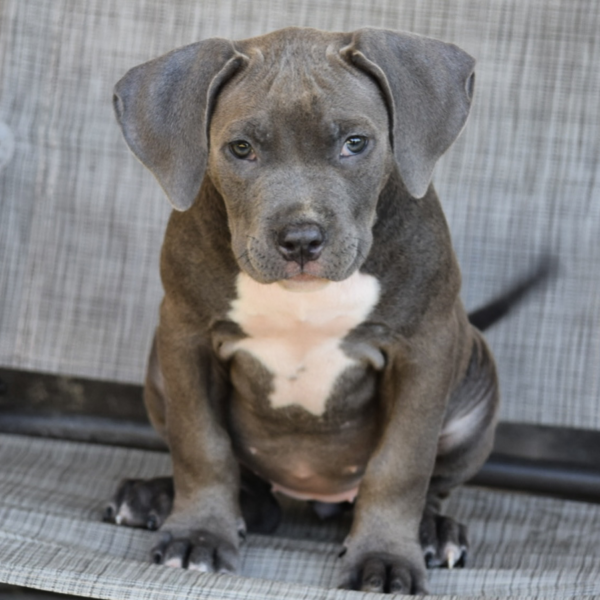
277, 223, 325, 265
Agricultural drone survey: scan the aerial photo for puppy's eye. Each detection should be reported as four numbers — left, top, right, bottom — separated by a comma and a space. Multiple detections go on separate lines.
341, 136, 368, 157
229, 140, 256, 160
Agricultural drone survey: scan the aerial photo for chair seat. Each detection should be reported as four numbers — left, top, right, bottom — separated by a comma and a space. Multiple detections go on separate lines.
1, 433, 599, 598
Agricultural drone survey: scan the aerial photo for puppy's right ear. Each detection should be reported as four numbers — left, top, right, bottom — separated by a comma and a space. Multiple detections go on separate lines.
113, 40, 248, 211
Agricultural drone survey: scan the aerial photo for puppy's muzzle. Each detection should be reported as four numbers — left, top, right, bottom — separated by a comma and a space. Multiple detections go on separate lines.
277, 223, 325, 267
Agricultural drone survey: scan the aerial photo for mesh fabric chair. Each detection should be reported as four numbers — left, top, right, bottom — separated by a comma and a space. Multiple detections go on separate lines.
1, 1, 599, 597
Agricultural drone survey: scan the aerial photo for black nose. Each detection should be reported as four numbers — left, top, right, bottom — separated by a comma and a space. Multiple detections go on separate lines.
277, 223, 325, 265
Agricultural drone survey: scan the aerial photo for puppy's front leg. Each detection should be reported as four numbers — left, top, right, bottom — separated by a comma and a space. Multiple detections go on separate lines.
339, 341, 459, 595
152, 306, 242, 573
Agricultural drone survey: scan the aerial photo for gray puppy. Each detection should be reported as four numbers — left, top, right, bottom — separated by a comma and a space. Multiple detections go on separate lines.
106, 27, 499, 594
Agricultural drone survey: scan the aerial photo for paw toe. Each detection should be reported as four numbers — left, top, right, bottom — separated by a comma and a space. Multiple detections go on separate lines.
340, 552, 427, 595
420, 513, 468, 569
104, 477, 174, 530
152, 529, 239, 574
103, 503, 116, 523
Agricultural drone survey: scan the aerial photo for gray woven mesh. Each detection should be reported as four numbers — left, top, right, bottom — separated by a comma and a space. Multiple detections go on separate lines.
2, 434, 600, 598
1, 0, 599, 429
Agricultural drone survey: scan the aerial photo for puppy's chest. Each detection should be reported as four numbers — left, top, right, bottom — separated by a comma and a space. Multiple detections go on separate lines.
222, 272, 381, 416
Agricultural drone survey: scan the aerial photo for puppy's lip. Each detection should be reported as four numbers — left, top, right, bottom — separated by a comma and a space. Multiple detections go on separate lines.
290, 273, 322, 282
277, 273, 331, 293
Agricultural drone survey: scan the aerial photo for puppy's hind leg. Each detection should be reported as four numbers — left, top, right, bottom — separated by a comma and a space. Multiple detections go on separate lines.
103, 469, 282, 535
420, 330, 499, 569
104, 477, 174, 530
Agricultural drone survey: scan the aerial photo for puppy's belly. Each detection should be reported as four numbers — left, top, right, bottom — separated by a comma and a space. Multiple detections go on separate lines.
271, 479, 360, 504
228, 378, 381, 503
224, 271, 381, 416
236, 431, 374, 503
271, 477, 360, 503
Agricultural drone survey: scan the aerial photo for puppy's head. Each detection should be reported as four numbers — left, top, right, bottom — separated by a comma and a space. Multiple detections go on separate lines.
114, 28, 475, 285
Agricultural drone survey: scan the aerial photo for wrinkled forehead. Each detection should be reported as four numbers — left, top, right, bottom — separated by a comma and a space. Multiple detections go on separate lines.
210, 37, 390, 141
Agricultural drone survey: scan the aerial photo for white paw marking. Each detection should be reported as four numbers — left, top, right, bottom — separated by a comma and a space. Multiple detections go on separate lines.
226, 271, 380, 416
115, 503, 135, 525
188, 561, 211, 573
164, 557, 183, 569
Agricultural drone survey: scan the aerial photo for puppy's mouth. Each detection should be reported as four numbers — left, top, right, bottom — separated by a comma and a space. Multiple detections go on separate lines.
289, 273, 323, 282
278, 272, 331, 292
238, 234, 369, 286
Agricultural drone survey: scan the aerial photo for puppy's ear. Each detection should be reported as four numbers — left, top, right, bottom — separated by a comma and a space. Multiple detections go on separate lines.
342, 28, 475, 199
113, 40, 248, 211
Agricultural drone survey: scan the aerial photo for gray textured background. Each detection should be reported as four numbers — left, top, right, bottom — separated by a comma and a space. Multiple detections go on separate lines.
1, 0, 599, 429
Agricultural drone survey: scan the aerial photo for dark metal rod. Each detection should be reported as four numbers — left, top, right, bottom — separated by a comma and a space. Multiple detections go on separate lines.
470, 455, 600, 502
2, 367, 600, 503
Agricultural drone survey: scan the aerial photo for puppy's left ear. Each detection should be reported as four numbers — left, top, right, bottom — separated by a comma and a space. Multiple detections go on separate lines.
342, 28, 475, 199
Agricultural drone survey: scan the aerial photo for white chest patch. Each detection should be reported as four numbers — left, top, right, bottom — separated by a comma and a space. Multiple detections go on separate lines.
226, 271, 380, 416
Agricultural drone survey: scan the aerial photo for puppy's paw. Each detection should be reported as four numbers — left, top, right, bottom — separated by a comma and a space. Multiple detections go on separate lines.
103, 477, 174, 530
419, 513, 468, 569
339, 550, 428, 595
152, 529, 239, 574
